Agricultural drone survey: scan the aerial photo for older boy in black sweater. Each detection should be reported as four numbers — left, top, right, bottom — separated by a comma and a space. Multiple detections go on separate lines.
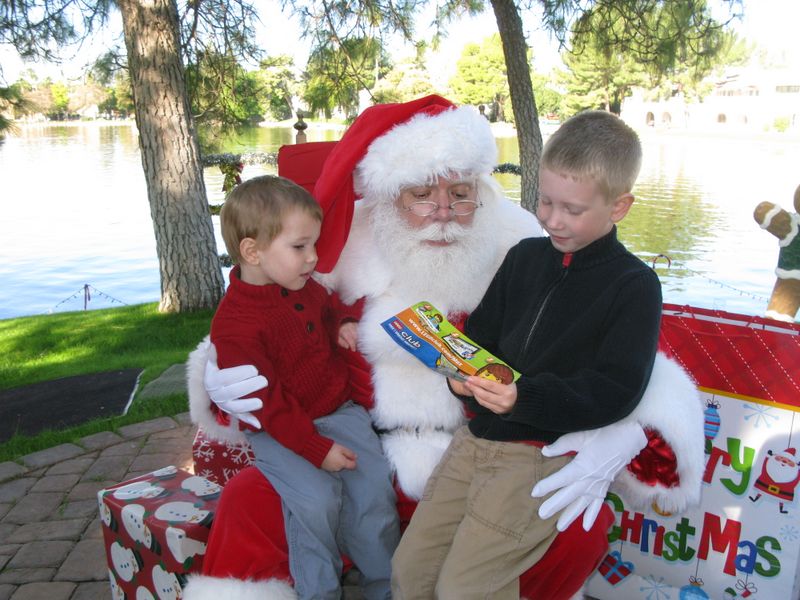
391, 111, 662, 599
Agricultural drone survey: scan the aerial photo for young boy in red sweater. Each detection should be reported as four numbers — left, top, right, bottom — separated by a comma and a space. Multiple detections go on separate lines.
211, 175, 399, 600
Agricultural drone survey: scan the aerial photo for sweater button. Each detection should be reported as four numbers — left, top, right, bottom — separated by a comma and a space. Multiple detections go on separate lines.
280, 288, 289, 297
294, 303, 304, 311
306, 322, 315, 333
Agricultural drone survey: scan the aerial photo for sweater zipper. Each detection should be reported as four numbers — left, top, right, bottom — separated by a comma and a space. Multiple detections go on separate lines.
522, 252, 573, 355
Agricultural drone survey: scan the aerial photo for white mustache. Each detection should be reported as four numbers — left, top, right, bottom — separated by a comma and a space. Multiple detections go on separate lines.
412, 222, 468, 243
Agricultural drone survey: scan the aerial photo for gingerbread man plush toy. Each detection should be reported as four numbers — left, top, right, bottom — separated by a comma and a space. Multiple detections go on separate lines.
754, 183, 800, 322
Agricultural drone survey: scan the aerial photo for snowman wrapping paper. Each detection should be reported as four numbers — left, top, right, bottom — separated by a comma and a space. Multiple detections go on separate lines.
98, 466, 220, 599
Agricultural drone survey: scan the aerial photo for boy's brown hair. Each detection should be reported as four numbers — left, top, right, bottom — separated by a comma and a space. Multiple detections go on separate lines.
541, 110, 642, 201
220, 175, 322, 264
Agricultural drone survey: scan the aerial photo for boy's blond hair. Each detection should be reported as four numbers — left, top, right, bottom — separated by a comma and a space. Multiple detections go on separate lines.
541, 110, 642, 201
220, 175, 322, 264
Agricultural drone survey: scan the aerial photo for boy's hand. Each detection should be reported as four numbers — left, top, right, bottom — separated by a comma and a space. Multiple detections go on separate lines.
321, 442, 357, 472
447, 377, 473, 396
465, 376, 517, 414
337, 321, 359, 351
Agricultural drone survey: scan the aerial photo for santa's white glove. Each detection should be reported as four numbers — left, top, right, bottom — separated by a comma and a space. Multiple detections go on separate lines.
204, 344, 267, 429
531, 420, 648, 532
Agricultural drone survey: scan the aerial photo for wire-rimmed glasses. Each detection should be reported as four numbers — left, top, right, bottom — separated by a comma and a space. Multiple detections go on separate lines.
402, 200, 482, 217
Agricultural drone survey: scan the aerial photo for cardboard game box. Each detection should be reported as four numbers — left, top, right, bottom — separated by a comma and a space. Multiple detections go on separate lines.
381, 301, 520, 383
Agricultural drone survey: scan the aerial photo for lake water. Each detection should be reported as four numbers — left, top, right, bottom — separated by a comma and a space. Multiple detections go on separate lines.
1, 122, 798, 321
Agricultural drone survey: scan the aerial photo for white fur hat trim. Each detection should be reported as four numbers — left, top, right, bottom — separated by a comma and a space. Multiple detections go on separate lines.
354, 105, 497, 202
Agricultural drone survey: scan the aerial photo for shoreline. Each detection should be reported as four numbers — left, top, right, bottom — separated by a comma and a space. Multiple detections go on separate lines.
11, 117, 799, 143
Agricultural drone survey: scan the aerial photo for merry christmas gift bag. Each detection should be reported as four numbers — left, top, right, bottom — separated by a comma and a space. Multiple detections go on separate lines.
587, 304, 800, 600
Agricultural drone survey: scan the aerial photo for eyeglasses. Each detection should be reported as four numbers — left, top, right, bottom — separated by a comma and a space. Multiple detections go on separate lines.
403, 200, 482, 217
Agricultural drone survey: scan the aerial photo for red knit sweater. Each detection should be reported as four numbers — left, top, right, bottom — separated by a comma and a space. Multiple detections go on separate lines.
210, 267, 357, 467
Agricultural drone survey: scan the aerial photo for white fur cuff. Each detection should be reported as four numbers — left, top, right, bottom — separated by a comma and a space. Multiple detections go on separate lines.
186, 335, 247, 444
182, 575, 296, 600
611, 353, 704, 513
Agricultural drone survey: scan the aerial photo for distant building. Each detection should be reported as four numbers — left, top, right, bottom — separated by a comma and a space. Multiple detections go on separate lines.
621, 66, 799, 133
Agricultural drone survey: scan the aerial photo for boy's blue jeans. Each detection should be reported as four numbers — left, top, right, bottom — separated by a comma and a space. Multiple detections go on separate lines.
247, 401, 399, 600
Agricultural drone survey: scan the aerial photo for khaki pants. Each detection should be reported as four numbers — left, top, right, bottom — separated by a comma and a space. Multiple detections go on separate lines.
391, 426, 570, 600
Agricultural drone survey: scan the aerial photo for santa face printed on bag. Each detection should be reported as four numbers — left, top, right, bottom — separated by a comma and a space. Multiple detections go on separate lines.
180, 475, 221, 499
110, 540, 143, 582
154, 501, 212, 526
748, 447, 800, 513
151, 563, 184, 599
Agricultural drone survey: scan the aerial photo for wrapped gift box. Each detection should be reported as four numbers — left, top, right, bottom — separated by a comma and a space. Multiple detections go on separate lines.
191, 427, 254, 485
598, 551, 634, 585
98, 466, 221, 599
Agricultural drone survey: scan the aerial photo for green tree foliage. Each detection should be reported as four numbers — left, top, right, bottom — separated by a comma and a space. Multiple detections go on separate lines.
531, 72, 562, 119
558, 31, 647, 115
449, 33, 509, 120
557, 1, 739, 115
372, 56, 437, 104
0, 84, 28, 133
303, 37, 389, 118
288, 0, 418, 115
49, 81, 71, 119
186, 51, 266, 129
96, 73, 136, 118
645, 30, 750, 103
256, 55, 299, 121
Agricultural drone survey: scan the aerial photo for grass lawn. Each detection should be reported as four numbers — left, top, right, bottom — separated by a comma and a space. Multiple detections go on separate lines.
0, 302, 214, 462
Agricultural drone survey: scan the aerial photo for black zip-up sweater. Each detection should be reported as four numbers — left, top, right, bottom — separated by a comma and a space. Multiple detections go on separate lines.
460, 227, 662, 443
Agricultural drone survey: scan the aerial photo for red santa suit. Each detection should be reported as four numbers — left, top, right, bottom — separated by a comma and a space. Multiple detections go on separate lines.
184, 95, 704, 600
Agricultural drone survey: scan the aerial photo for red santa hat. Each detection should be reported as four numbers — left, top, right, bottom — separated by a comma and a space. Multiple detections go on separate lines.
312, 94, 498, 272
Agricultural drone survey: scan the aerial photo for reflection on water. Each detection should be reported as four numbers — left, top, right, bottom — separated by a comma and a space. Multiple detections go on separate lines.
0, 123, 796, 320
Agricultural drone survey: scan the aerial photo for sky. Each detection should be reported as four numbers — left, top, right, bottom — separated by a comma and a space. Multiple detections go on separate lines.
1, 0, 797, 86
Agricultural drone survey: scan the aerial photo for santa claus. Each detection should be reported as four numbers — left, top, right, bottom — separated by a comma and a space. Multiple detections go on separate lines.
184, 95, 704, 599
749, 447, 800, 513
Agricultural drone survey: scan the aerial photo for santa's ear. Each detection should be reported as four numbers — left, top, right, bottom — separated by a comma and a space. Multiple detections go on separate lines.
239, 237, 260, 265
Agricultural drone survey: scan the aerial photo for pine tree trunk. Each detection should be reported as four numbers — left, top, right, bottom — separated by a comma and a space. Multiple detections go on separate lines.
118, 0, 225, 312
490, 0, 543, 214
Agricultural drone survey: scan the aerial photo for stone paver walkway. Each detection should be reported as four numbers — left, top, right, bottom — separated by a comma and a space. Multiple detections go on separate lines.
0, 414, 196, 600
0, 411, 369, 600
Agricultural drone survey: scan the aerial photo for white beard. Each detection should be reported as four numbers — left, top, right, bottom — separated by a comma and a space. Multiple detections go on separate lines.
366, 192, 501, 314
